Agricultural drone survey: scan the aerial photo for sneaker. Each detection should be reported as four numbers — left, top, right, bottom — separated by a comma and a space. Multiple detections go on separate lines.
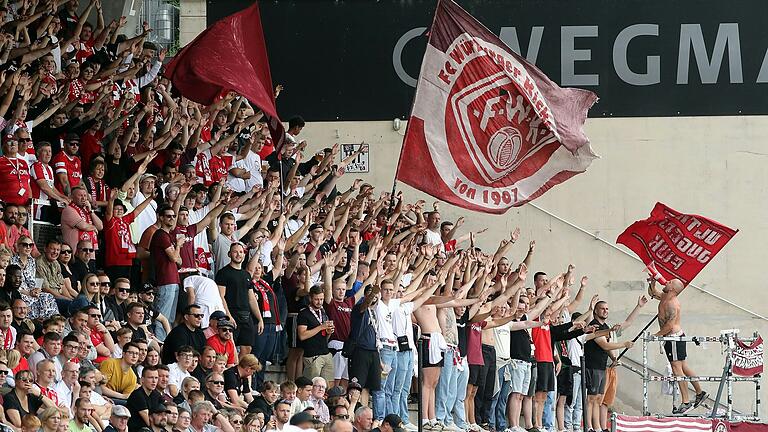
443, 424, 461, 432
673, 401, 693, 414
423, 422, 435, 431
693, 391, 708, 408
526, 428, 542, 432
403, 424, 418, 432
433, 422, 445, 431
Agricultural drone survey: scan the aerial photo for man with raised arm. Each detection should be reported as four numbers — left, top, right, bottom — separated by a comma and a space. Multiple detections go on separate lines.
648, 277, 707, 414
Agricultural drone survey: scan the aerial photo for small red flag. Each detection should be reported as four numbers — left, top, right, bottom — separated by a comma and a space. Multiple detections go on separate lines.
617, 203, 738, 285
163, 2, 285, 153
396, 0, 598, 213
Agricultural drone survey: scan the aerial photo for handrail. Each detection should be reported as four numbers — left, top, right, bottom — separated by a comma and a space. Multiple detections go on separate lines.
528, 203, 768, 321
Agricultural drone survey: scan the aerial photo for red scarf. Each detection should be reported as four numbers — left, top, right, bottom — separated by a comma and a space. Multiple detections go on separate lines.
70, 203, 98, 246
0, 328, 13, 350
253, 279, 280, 325
86, 176, 108, 202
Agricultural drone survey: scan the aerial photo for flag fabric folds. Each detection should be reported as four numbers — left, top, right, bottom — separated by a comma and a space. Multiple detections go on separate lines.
163, 2, 284, 152
617, 202, 738, 285
396, 0, 598, 214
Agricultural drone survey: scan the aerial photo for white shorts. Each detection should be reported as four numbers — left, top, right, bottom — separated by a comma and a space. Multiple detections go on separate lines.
329, 340, 349, 380
509, 359, 532, 394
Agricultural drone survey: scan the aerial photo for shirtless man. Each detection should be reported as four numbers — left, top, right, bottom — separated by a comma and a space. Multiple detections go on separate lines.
648, 278, 707, 414
412, 264, 479, 430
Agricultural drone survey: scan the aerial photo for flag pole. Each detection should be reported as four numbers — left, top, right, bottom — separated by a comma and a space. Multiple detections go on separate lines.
615, 315, 658, 363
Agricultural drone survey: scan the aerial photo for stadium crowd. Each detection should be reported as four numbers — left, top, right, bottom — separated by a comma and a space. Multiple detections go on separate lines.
0, 1, 700, 432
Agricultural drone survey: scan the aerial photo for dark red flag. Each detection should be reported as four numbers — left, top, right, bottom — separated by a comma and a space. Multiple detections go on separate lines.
396, 0, 598, 213
163, 2, 284, 152
616, 203, 738, 285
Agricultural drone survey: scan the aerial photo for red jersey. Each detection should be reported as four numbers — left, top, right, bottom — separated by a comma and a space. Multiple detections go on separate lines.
53, 151, 82, 193
0, 156, 31, 205
531, 324, 554, 362
206, 335, 236, 365
324, 297, 355, 342
29, 161, 55, 200
104, 212, 137, 267
80, 130, 104, 168
90, 328, 108, 364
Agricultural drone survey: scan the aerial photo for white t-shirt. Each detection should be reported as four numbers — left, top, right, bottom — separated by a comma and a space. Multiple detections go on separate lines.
183, 275, 225, 328
168, 362, 192, 394
227, 151, 262, 193
53, 380, 74, 417
375, 300, 398, 344
423, 229, 444, 251
132, 191, 157, 242
493, 323, 512, 359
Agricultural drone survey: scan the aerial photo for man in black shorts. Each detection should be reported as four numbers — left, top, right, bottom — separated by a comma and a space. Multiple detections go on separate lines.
649, 278, 707, 414
583, 301, 633, 432
216, 242, 264, 356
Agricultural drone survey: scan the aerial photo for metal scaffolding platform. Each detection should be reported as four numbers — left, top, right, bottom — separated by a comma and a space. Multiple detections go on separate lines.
641, 330, 762, 421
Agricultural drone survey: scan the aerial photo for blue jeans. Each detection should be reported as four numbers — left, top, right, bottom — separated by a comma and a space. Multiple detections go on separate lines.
394, 350, 413, 421
490, 363, 512, 430
155, 283, 179, 324
373, 346, 399, 420
564, 371, 583, 431
398, 350, 415, 423
452, 357, 470, 429
436, 347, 459, 425
543, 390, 556, 428
253, 323, 278, 389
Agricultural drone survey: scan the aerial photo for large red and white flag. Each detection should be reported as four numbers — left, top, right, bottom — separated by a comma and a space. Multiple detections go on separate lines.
396, 0, 598, 213
617, 203, 738, 285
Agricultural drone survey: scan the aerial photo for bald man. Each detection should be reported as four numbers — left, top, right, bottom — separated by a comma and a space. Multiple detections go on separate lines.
649, 278, 707, 414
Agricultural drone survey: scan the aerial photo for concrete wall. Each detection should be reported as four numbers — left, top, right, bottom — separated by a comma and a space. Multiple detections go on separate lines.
296, 117, 768, 417
179, 0, 206, 45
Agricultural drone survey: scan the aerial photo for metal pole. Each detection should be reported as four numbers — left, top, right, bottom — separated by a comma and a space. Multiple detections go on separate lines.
616, 315, 659, 363
643, 332, 649, 416
581, 355, 587, 432
418, 338, 424, 432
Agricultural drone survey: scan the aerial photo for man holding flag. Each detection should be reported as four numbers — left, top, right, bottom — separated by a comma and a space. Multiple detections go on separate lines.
647, 277, 708, 414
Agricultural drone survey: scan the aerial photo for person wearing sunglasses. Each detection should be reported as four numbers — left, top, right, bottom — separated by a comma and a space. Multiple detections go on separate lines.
52, 132, 83, 196
12, 236, 59, 321
160, 304, 206, 365
104, 277, 132, 323
60, 187, 102, 269
205, 319, 237, 368
2, 369, 57, 429
35, 238, 79, 310
203, 372, 242, 415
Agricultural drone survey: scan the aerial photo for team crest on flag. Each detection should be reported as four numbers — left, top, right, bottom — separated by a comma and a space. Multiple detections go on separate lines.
396, 0, 598, 213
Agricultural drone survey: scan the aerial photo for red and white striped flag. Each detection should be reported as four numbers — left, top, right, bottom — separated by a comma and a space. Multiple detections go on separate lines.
615, 415, 712, 432
396, 0, 598, 213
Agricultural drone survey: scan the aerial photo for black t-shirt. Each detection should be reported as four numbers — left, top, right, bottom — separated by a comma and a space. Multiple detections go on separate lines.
126, 387, 161, 430
297, 307, 330, 357
3, 390, 43, 418
456, 310, 469, 357
161, 324, 207, 365
216, 266, 253, 314
509, 315, 534, 362
584, 319, 611, 370
223, 366, 250, 396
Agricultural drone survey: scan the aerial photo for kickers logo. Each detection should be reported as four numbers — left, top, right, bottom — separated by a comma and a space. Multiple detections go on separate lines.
440, 34, 559, 185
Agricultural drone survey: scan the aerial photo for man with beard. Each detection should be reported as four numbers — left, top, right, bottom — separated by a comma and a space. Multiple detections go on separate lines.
297, 285, 334, 384
161, 304, 206, 364
206, 319, 237, 367
61, 186, 102, 260
0, 205, 18, 246
68, 398, 97, 432
216, 242, 264, 356
143, 403, 171, 432
149, 204, 184, 323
